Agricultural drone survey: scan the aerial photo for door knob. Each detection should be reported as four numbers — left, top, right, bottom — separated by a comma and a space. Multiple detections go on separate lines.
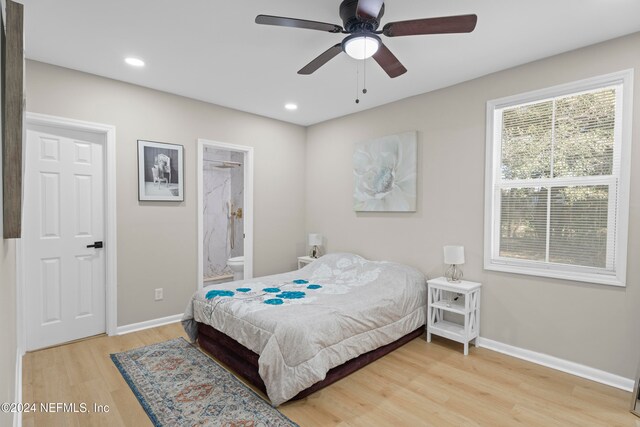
87, 241, 103, 249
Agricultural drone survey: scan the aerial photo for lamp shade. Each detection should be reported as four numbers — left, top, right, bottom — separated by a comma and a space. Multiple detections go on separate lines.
308, 233, 323, 246
443, 245, 465, 264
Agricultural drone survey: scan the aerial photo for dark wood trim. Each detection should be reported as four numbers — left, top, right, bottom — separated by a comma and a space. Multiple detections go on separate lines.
2, 0, 24, 239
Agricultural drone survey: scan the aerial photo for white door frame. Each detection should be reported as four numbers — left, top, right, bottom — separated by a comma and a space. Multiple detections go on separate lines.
197, 138, 254, 289
20, 113, 118, 346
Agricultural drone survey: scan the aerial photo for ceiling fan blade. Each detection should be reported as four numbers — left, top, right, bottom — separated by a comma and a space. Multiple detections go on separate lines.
383, 14, 477, 37
255, 15, 342, 33
356, 0, 384, 20
298, 44, 343, 75
372, 43, 407, 78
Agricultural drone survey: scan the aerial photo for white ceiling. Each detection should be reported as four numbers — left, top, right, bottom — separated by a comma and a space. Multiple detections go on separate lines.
19, 0, 640, 126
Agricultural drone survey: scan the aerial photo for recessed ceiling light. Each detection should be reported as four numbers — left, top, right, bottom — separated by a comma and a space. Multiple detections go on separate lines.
284, 103, 298, 111
125, 57, 145, 67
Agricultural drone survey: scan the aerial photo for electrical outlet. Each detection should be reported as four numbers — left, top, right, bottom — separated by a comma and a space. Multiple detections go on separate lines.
155, 288, 163, 301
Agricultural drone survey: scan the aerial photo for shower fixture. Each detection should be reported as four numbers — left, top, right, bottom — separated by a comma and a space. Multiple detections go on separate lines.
205, 159, 242, 169
228, 202, 243, 250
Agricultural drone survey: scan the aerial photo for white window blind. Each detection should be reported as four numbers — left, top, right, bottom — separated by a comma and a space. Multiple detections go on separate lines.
484, 71, 633, 286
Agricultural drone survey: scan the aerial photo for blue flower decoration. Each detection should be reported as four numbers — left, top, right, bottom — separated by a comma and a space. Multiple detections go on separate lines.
307, 284, 322, 290
264, 298, 283, 305
293, 279, 309, 284
262, 287, 281, 293
276, 291, 306, 299
206, 290, 234, 299
236, 288, 251, 293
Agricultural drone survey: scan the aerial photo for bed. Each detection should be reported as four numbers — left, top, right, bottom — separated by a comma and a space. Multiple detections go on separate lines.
182, 253, 427, 406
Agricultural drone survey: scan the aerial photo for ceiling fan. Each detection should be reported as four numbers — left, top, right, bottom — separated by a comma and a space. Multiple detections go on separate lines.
255, 0, 477, 78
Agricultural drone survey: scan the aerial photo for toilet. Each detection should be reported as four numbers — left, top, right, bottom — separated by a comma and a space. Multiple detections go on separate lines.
227, 256, 244, 281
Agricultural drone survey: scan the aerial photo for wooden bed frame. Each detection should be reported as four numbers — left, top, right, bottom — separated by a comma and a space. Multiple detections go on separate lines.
197, 322, 425, 402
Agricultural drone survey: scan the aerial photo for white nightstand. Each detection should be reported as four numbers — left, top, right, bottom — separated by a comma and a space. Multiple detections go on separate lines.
426, 276, 481, 355
297, 256, 316, 269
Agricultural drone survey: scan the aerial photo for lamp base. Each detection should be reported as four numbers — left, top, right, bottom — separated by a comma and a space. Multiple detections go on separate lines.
445, 264, 463, 283
310, 245, 320, 259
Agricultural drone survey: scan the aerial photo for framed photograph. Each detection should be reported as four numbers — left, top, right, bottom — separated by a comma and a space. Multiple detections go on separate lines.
353, 131, 417, 212
137, 140, 184, 201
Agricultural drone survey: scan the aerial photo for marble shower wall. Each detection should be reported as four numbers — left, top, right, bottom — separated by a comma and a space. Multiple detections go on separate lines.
203, 148, 244, 279
229, 151, 244, 257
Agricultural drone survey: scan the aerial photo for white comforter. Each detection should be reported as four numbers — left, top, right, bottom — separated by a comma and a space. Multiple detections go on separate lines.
182, 253, 426, 406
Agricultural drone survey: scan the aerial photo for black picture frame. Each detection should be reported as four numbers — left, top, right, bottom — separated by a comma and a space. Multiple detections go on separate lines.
137, 140, 184, 201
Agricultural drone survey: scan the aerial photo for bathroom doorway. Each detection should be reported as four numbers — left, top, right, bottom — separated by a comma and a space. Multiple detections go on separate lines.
197, 139, 253, 289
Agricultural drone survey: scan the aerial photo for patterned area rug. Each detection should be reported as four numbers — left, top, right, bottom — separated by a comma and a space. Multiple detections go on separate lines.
111, 338, 298, 427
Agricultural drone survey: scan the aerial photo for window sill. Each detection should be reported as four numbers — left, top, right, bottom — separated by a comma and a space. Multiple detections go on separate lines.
484, 260, 625, 287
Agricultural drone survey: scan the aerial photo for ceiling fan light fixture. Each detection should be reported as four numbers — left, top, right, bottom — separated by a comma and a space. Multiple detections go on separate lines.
343, 33, 380, 60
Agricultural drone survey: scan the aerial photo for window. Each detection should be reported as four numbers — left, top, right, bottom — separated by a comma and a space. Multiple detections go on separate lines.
484, 70, 633, 286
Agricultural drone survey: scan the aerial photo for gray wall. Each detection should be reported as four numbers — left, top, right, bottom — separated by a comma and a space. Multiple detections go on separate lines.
305, 32, 640, 378
0, 240, 16, 427
25, 60, 307, 326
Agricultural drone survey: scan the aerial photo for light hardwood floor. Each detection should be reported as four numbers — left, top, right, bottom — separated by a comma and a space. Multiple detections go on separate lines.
22, 323, 639, 426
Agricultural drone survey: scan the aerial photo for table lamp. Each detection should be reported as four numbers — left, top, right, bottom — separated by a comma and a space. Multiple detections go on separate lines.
308, 233, 323, 258
444, 245, 465, 283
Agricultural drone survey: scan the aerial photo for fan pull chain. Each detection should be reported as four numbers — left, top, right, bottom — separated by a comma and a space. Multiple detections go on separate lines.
355, 61, 360, 104
363, 56, 368, 95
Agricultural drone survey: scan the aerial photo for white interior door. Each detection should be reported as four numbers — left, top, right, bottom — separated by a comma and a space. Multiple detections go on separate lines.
24, 124, 106, 350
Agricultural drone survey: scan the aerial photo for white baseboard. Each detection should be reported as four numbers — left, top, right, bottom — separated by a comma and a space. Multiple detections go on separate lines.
116, 314, 183, 335
13, 348, 22, 427
477, 337, 634, 392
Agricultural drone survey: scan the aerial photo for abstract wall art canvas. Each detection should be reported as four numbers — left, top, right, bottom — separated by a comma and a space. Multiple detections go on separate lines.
353, 131, 417, 212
